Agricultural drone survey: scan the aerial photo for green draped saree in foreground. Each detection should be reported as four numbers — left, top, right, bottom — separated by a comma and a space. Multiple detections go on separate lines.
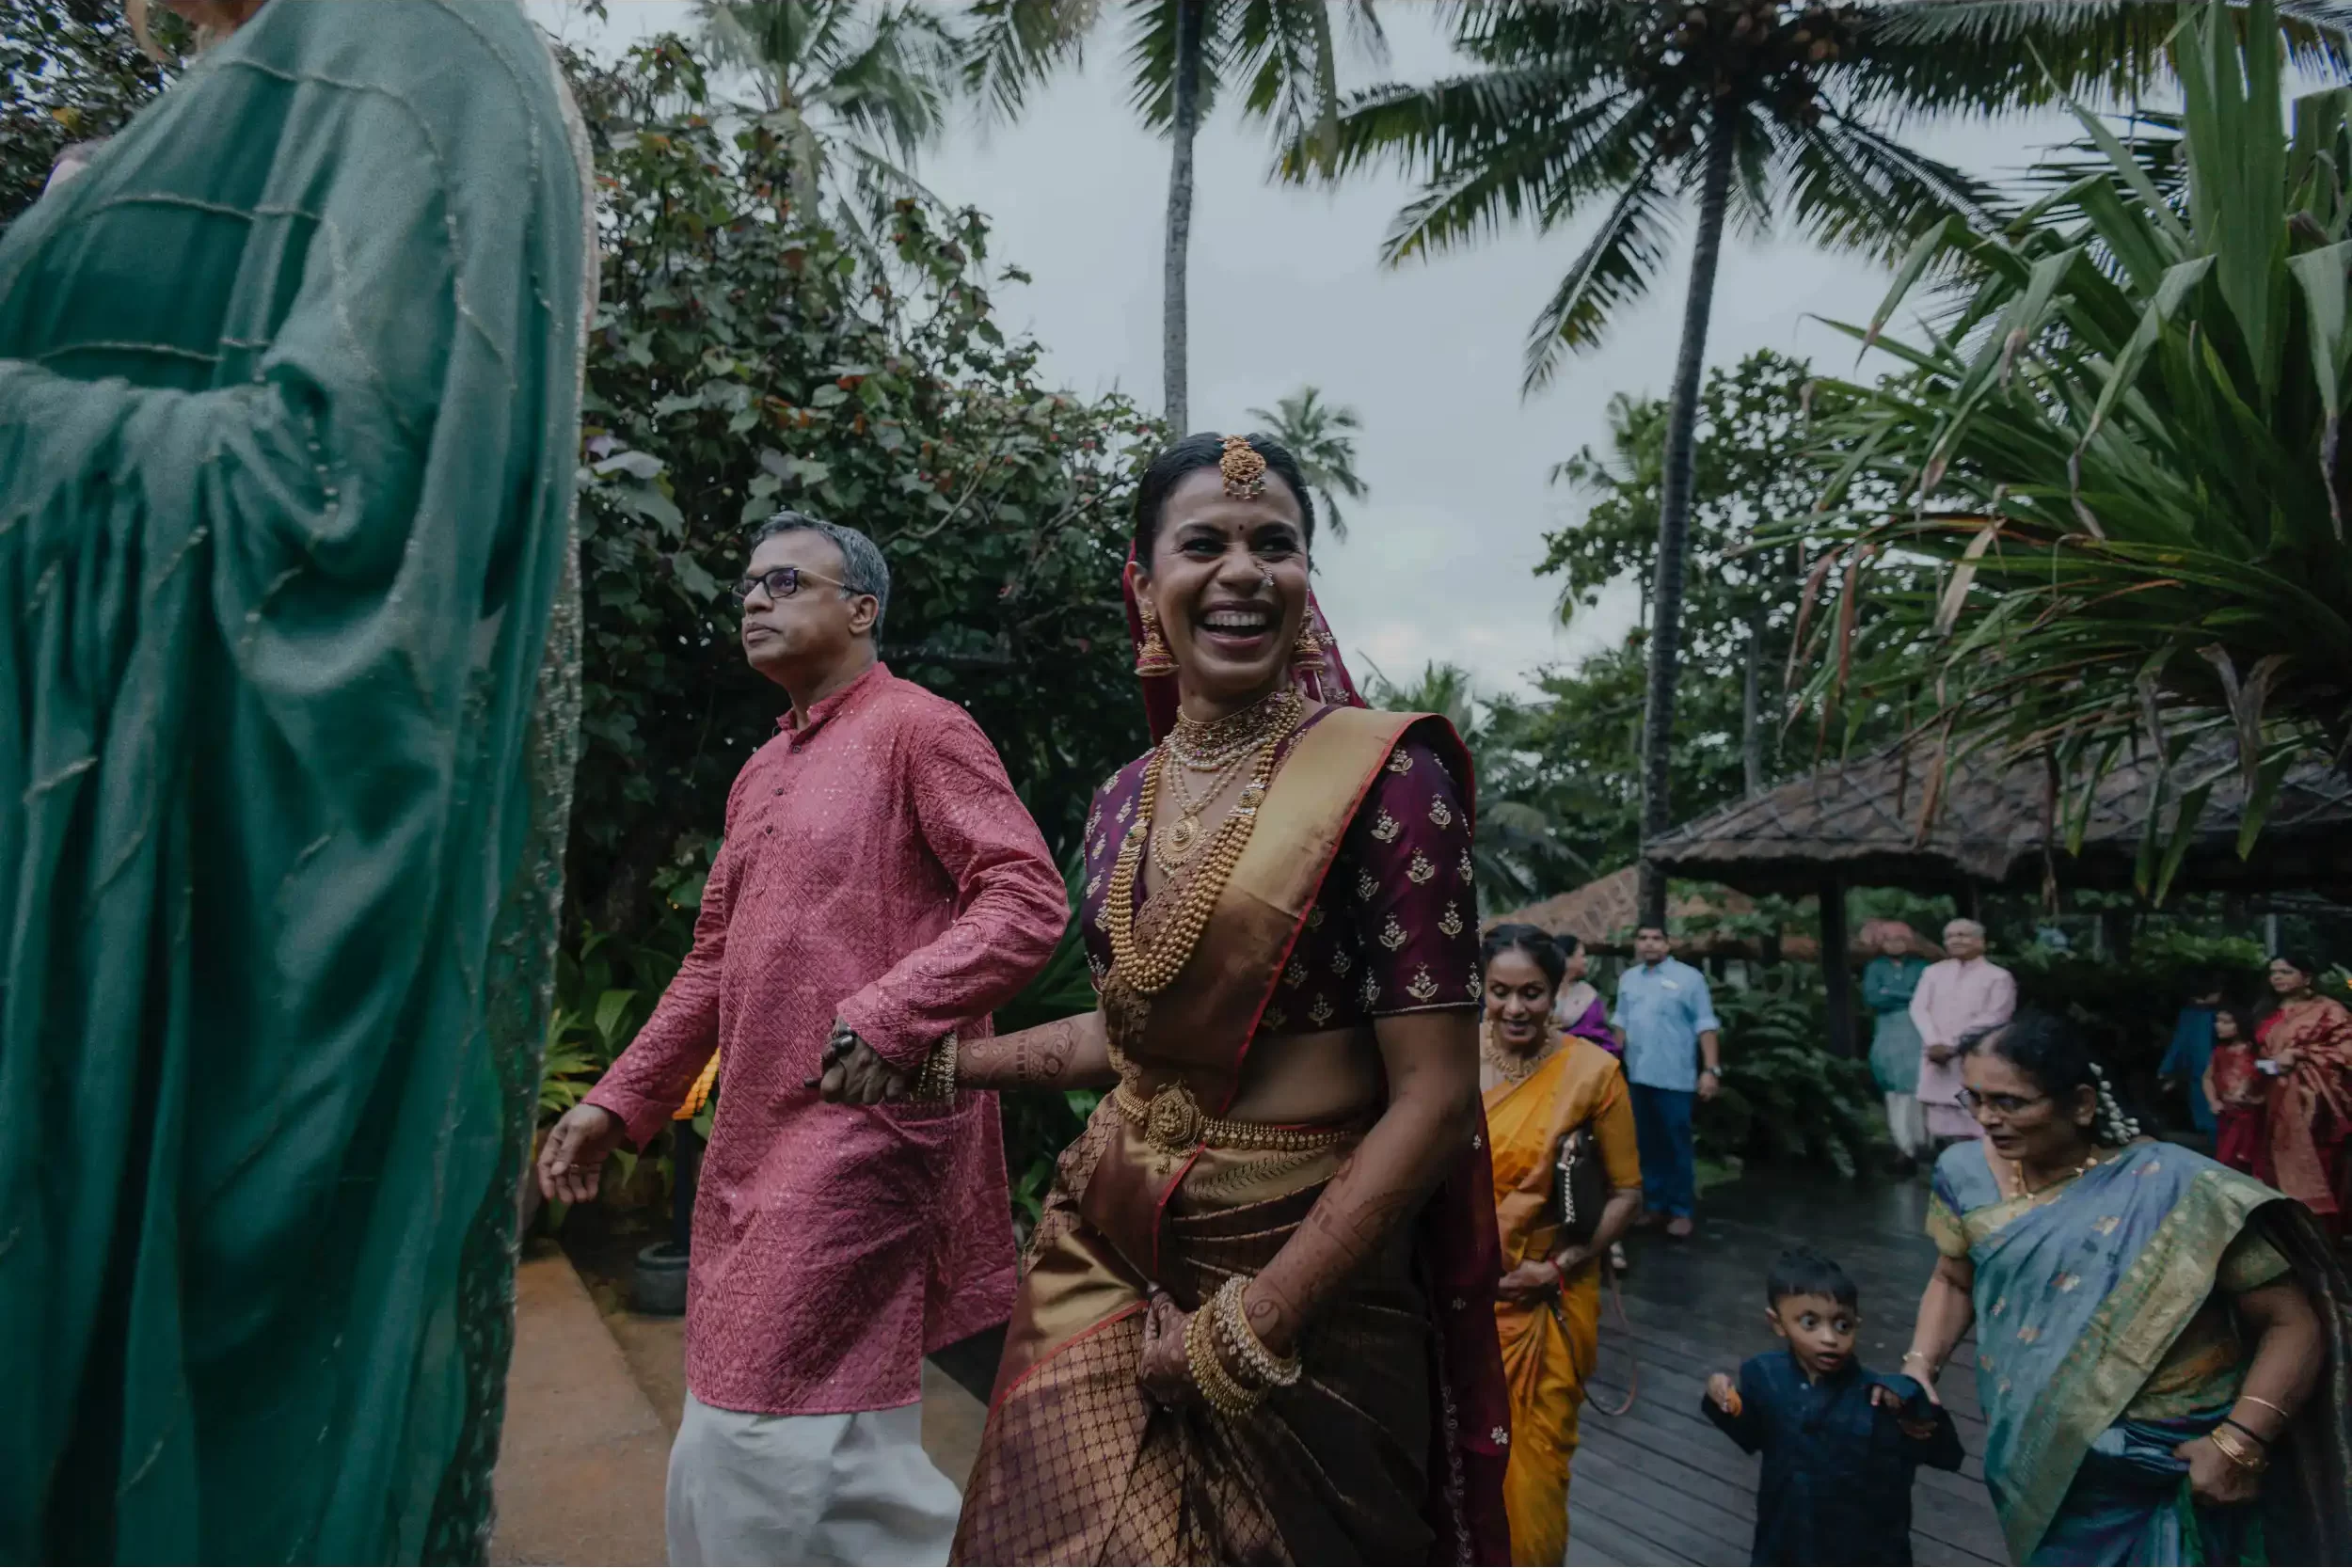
0, 2, 590, 1560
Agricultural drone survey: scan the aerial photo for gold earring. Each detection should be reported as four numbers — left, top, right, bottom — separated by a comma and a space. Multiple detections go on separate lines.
1136, 601, 1176, 677
1291, 621, 1325, 671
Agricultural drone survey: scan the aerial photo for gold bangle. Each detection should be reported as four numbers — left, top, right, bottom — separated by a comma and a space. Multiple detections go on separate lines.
1184, 1303, 1263, 1417
910, 1034, 960, 1102
2238, 1393, 2291, 1423
2207, 1424, 2268, 1473
1213, 1276, 1302, 1389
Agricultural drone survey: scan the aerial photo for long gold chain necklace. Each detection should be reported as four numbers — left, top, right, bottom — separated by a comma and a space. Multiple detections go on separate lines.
1106, 701, 1302, 997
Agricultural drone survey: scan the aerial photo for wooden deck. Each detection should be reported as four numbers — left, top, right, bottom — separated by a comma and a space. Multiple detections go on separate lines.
1565, 1171, 2008, 1567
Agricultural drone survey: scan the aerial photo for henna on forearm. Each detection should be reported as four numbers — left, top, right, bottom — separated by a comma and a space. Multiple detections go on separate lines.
1240, 1010, 1481, 1359
958, 1009, 1119, 1092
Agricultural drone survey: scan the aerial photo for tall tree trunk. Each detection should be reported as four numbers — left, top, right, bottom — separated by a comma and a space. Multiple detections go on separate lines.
1162, 0, 1204, 437
1637, 116, 1736, 927
1741, 598, 1765, 797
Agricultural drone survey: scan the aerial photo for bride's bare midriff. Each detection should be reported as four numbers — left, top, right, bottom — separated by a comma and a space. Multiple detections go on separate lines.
1128, 1022, 1385, 1126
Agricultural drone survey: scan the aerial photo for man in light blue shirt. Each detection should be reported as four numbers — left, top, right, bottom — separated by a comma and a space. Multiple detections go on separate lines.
1612, 924, 1723, 1239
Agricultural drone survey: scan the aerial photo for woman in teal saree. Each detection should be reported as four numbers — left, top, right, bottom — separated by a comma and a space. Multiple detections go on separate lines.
0, 2, 592, 1560
1900, 1011, 2352, 1565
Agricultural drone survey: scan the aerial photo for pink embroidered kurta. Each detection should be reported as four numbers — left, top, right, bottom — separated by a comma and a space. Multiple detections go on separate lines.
584, 663, 1067, 1415
1908, 958, 2017, 1141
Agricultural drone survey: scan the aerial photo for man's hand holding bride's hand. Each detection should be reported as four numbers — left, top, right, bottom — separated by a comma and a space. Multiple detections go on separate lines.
809, 1021, 911, 1104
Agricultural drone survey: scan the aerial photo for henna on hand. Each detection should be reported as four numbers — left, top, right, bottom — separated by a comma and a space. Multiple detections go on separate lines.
960, 1009, 1118, 1091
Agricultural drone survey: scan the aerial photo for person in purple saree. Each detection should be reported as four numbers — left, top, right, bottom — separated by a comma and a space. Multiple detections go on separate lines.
1549, 933, 1616, 1055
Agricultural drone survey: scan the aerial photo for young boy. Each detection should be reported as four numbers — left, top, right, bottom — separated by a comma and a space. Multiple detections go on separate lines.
1702, 1246, 1963, 1566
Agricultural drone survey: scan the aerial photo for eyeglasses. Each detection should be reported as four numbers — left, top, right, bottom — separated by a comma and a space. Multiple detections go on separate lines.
732, 565, 848, 605
1956, 1088, 2051, 1120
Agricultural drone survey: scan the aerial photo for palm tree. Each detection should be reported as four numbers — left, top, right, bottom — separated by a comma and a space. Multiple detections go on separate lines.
1363, 660, 1589, 910
1294, 0, 2344, 927
961, 0, 1385, 435
1248, 386, 1369, 539
1789, 0, 2352, 898
697, 1, 962, 219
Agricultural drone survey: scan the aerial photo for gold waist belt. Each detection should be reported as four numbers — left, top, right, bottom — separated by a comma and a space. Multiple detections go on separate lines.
1113, 1076, 1360, 1156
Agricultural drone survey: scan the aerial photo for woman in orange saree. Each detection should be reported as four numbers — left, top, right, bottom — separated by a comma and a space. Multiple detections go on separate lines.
2253, 955, 2352, 1239
823, 433, 1511, 1563
1479, 925, 1643, 1565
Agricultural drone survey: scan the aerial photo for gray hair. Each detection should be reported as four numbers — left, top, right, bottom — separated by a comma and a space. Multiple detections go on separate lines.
751, 511, 889, 634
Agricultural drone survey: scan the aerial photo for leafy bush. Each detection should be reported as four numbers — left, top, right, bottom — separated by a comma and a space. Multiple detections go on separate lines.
558, 33, 1154, 941
1695, 964, 1887, 1179
2005, 934, 2271, 1132
531, 33, 1165, 1226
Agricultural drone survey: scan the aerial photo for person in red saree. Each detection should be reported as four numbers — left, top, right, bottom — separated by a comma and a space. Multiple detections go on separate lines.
2253, 955, 2352, 1239
820, 432, 1512, 1563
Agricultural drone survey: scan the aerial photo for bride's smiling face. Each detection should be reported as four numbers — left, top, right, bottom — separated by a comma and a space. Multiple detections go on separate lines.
1135, 467, 1311, 709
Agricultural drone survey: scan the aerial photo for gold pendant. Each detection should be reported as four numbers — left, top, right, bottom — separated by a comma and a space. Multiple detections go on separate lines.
1159, 814, 1201, 864
1142, 1081, 1206, 1156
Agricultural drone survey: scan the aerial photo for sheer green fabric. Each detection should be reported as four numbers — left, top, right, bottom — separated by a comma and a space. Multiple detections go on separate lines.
0, 2, 589, 1560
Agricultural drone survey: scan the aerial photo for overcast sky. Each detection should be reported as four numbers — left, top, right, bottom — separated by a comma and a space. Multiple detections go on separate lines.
542, 1, 2084, 697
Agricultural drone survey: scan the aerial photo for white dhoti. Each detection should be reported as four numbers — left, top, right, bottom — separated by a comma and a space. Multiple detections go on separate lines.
1883, 1091, 1926, 1158
665, 1392, 961, 1567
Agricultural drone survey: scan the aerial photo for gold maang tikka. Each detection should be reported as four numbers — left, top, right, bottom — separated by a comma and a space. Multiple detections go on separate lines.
1220, 435, 1266, 499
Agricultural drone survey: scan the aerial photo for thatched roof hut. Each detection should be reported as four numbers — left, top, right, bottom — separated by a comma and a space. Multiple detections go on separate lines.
1646, 744, 2352, 898
1548, 744, 2352, 1060
1489, 868, 1943, 964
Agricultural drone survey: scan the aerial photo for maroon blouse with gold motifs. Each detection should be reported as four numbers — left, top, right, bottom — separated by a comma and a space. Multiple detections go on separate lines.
1076, 708, 1483, 1032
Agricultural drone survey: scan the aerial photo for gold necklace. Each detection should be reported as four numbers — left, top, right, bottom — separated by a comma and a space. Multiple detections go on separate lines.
1153, 746, 1255, 874
1152, 689, 1302, 875
1167, 689, 1304, 770
2006, 1148, 2106, 1199
1481, 1025, 1559, 1085
1106, 701, 1302, 997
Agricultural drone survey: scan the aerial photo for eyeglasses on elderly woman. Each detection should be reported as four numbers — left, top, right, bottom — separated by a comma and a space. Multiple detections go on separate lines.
1956, 1087, 2051, 1119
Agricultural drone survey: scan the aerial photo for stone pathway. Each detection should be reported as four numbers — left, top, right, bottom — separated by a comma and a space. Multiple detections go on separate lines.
491, 1247, 990, 1564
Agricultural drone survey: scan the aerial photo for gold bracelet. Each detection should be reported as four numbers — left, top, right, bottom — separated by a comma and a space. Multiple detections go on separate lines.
1184, 1302, 1263, 1417
2238, 1393, 2291, 1424
2206, 1423, 2268, 1473
909, 1034, 960, 1102
1212, 1276, 1301, 1388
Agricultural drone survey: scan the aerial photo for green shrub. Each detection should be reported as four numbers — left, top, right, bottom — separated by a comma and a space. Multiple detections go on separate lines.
1695, 963, 1887, 1179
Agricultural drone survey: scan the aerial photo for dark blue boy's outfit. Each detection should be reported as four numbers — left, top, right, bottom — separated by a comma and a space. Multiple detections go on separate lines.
1701, 1351, 1964, 1566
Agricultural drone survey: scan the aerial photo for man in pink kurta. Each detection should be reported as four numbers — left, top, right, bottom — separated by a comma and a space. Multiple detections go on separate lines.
1908, 918, 2017, 1144
538, 516, 1065, 1565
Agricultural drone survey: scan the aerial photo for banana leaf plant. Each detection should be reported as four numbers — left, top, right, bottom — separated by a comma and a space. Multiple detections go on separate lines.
1784, 0, 2352, 900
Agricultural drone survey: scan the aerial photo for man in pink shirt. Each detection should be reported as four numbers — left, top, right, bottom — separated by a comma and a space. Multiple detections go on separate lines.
536, 515, 1066, 1565
1908, 918, 2017, 1146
